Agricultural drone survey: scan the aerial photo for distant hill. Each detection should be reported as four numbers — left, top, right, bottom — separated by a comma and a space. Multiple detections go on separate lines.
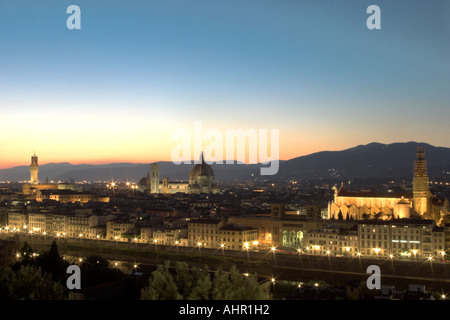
276, 142, 450, 180
0, 142, 449, 182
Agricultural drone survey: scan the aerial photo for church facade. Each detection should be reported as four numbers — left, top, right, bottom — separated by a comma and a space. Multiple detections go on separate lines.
142, 153, 220, 195
328, 147, 433, 220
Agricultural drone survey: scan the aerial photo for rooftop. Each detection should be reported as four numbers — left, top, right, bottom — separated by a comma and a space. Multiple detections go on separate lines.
219, 224, 256, 231
188, 218, 222, 225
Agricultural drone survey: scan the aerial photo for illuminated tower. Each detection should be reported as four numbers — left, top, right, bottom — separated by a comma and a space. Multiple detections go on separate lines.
412, 146, 432, 216
30, 153, 39, 184
150, 163, 159, 194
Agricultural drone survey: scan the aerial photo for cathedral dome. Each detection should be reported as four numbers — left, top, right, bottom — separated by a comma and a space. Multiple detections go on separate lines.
138, 177, 147, 186
189, 153, 214, 180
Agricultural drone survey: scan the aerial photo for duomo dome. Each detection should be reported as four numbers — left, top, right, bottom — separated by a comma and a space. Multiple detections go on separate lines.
189, 153, 215, 181
188, 153, 218, 193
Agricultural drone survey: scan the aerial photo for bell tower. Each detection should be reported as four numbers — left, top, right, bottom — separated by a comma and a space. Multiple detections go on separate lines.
150, 163, 159, 194
30, 152, 39, 184
412, 146, 431, 216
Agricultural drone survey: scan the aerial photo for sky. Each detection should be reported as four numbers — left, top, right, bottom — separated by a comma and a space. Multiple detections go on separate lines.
0, 0, 449, 168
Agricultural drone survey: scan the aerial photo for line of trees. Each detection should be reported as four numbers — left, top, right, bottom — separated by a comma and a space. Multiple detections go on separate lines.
1, 240, 270, 300
0, 240, 68, 299
141, 261, 269, 300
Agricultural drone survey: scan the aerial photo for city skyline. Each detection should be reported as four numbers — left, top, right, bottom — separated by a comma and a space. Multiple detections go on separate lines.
1, 1, 449, 168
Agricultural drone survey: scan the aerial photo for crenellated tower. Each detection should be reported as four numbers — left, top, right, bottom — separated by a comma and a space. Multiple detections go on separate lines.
30, 153, 39, 184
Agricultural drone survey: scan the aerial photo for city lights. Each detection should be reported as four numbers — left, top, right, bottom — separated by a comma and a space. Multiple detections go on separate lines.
0, 112, 447, 303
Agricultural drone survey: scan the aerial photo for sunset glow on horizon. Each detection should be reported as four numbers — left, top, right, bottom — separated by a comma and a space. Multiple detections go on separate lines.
0, 1, 449, 170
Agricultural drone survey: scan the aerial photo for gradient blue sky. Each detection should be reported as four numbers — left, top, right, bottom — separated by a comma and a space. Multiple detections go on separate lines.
0, 0, 449, 168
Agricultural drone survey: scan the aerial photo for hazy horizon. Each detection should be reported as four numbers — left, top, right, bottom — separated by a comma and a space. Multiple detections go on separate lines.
1, 1, 449, 168
0, 140, 445, 170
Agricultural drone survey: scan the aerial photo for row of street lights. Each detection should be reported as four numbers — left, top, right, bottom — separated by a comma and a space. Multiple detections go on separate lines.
4, 224, 447, 263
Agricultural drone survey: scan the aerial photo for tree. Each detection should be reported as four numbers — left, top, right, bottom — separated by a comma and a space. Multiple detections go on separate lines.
80, 255, 125, 288
174, 261, 194, 298
211, 266, 232, 299
226, 265, 264, 300
37, 240, 69, 282
140, 262, 181, 300
0, 267, 14, 299
189, 265, 212, 300
1, 265, 66, 300
15, 241, 34, 266
141, 262, 267, 300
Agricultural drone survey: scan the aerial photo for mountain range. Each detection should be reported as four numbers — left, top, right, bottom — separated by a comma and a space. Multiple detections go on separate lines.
0, 142, 449, 183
